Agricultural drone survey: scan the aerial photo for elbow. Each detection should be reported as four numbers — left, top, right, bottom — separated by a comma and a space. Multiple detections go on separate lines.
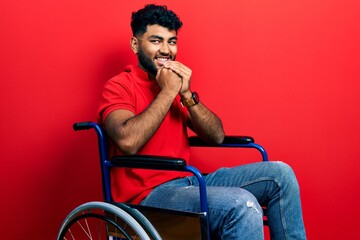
205, 131, 225, 145
210, 122, 225, 145
116, 139, 139, 155
218, 134, 225, 145
215, 132, 225, 145
105, 121, 141, 155
121, 148, 138, 156
212, 127, 225, 145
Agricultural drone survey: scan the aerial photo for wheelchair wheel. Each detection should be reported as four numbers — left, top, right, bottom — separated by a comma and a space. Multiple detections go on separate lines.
57, 201, 161, 240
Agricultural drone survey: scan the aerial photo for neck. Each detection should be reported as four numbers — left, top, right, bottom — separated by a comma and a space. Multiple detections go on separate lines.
137, 64, 156, 80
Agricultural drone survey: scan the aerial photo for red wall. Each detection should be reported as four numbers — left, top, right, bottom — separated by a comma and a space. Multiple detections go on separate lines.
1, 0, 359, 239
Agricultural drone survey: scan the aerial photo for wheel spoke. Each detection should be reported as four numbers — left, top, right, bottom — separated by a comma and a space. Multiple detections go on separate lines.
58, 202, 155, 240
76, 219, 93, 239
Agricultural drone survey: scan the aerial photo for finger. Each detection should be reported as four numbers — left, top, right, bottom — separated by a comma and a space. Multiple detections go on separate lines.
163, 61, 190, 73
168, 65, 191, 79
156, 66, 164, 77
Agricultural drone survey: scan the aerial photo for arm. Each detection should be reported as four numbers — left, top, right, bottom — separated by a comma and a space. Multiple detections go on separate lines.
186, 101, 225, 145
104, 68, 182, 155
163, 61, 225, 144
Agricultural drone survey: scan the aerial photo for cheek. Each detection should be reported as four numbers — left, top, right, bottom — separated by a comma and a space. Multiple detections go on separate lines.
150, 47, 162, 58
170, 46, 178, 55
140, 44, 158, 56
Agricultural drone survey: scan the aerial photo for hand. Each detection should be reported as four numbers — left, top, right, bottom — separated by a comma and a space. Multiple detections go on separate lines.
156, 67, 182, 97
162, 61, 192, 97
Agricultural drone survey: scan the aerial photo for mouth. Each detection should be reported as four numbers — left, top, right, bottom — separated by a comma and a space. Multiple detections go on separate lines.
155, 56, 171, 65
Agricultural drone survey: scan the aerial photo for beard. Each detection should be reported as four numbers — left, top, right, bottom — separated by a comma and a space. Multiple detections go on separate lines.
137, 47, 158, 76
137, 47, 176, 77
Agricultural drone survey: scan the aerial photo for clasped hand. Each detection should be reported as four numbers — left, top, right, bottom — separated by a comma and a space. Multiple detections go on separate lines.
156, 61, 192, 98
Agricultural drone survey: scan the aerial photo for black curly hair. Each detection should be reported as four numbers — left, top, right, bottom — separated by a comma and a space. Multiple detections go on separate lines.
131, 4, 183, 36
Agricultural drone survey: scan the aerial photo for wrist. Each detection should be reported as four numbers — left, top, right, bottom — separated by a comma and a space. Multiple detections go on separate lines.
180, 91, 200, 108
160, 88, 179, 100
180, 91, 192, 100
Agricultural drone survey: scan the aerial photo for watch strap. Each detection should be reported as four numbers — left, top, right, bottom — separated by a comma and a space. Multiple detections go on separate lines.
181, 92, 199, 107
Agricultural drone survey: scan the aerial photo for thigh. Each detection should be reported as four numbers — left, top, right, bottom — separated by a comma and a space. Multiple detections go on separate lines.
201, 161, 295, 204
141, 183, 260, 213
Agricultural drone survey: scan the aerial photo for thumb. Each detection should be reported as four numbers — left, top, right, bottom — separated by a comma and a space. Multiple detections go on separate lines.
155, 67, 163, 80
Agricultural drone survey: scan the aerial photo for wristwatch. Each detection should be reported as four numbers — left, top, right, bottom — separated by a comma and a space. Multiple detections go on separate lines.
181, 91, 199, 107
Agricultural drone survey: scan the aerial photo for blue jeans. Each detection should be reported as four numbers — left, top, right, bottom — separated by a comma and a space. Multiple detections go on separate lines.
140, 161, 306, 239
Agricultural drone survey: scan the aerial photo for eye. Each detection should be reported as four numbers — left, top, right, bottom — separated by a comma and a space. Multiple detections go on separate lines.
168, 40, 177, 45
150, 39, 161, 44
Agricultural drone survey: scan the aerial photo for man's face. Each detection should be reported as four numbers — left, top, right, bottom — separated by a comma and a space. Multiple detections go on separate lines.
132, 25, 178, 76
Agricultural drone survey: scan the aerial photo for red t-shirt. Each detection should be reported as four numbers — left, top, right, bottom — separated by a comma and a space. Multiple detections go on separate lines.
98, 65, 190, 204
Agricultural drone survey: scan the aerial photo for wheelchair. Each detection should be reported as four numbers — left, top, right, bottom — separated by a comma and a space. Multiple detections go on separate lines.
57, 122, 269, 240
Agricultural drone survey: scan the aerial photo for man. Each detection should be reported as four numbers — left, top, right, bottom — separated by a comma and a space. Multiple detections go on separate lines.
98, 4, 306, 239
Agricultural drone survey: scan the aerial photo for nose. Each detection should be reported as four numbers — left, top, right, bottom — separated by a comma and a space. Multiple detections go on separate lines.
159, 43, 170, 55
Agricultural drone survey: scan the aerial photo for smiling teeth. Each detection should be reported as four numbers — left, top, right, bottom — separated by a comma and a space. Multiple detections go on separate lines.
157, 58, 168, 62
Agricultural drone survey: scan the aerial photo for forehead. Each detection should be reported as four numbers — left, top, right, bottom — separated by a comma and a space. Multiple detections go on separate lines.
143, 24, 177, 39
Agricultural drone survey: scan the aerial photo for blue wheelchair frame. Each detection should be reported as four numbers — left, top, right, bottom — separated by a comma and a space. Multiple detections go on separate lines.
73, 121, 268, 239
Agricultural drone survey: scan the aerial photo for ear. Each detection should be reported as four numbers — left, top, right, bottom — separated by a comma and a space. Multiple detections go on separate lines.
130, 37, 138, 54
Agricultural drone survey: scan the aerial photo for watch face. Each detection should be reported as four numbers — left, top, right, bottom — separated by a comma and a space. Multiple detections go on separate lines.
193, 92, 199, 103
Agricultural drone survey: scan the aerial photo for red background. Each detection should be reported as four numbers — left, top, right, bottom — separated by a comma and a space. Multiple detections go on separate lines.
1, 0, 359, 239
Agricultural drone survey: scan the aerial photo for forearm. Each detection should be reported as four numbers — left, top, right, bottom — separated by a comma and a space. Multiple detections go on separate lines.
106, 90, 176, 155
187, 102, 225, 144
106, 68, 183, 154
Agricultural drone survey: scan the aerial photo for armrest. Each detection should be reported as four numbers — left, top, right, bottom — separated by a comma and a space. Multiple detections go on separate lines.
110, 154, 209, 213
189, 135, 268, 161
189, 136, 255, 147
111, 155, 187, 171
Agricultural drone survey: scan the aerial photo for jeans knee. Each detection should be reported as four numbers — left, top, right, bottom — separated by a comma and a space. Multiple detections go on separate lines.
218, 194, 264, 239
206, 187, 262, 215
273, 161, 300, 192
221, 189, 263, 219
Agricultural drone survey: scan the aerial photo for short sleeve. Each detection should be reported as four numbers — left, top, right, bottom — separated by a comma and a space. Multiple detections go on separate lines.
97, 73, 135, 124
